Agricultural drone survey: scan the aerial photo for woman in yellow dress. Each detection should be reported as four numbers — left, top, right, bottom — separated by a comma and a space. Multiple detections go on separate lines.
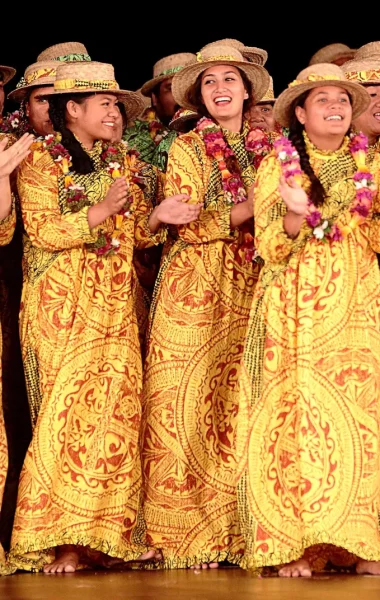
0, 133, 34, 574
237, 63, 380, 576
8, 61, 200, 574
141, 43, 270, 568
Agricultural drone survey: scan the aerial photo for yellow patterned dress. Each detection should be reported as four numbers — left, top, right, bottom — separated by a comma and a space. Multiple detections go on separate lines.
0, 205, 16, 574
8, 142, 166, 572
141, 124, 261, 568
237, 135, 380, 570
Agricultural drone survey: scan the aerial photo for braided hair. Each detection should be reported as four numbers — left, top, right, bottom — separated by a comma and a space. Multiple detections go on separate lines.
288, 91, 326, 207
48, 93, 95, 174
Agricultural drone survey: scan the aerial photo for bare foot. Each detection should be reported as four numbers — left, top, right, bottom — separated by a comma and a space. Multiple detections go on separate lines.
43, 545, 80, 574
191, 562, 219, 570
278, 559, 312, 578
356, 560, 380, 575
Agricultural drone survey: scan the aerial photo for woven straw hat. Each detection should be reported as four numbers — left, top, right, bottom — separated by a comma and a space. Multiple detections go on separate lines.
0, 65, 16, 85
343, 57, 380, 85
258, 76, 275, 103
201, 39, 268, 66
8, 61, 58, 102
172, 44, 270, 111
169, 108, 199, 131
49, 61, 145, 121
309, 43, 356, 66
141, 53, 196, 97
8, 42, 92, 103
274, 63, 370, 127
37, 42, 91, 62
354, 41, 380, 60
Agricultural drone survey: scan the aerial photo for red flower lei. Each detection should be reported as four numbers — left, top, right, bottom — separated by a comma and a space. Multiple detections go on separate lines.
274, 132, 376, 242
34, 134, 136, 257
195, 117, 273, 261
195, 117, 272, 204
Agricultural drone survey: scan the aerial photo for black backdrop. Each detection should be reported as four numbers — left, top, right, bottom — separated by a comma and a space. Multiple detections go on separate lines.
2, 9, 380, 114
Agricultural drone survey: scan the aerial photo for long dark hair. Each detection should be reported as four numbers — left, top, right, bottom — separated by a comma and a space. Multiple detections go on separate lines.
288, 91, 326, 207
186, 67, 254, 119
48, 93, 95, 174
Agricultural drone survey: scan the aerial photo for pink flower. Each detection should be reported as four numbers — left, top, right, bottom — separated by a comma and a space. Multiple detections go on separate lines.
306, 210, 322, 228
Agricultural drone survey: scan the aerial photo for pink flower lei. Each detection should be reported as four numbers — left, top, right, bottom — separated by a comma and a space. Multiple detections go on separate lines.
34, 134, 136, 257
195, 117, 272, 205
274, 132, 376, 242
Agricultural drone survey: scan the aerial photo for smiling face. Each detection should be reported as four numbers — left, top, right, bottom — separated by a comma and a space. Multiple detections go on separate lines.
200, 64, 249, 126
295, 85, 352, 141
352, 85, 380, 145
66, 93, 120, 147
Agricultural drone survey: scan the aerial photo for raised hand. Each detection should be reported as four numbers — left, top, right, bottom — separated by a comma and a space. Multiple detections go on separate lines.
0, 133, 34, 178
102, 177, 130, 217
279, 176, 308, 217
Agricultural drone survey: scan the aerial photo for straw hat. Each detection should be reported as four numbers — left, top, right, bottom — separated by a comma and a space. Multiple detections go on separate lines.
354, 41, 380, 60
257, 76, 275, 103
172, 44, 270, 111
343, 57, 380, 85
274, 63, 370, 127
0, 65, 16, 85
169, 108, 199, 132
50, 61, 145, 121
309, 43, 356, 66
201, 39, 268, 66
141, 53, 196, 97
8, 61, 58, 102
37, 42, 91, 62
8, 42, 92, 103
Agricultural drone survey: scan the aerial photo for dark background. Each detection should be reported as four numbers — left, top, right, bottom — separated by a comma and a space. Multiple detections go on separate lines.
1, 12, 380, 110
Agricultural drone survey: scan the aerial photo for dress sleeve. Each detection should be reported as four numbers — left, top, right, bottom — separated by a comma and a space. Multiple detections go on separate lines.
164, 135, 235, 245
254, 153, 310, 263
17, 149, 99, 252
0, 197, 16, 246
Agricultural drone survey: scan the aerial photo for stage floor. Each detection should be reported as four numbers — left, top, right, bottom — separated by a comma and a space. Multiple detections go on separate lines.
1, 568, 380, 600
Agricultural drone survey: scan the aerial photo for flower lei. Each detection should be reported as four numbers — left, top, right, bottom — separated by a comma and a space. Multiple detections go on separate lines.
0, 109, 32, 137
195, 117, 273, 261
195, 117, 272, 205
39, 134, 135, 257
145, 107, 169, 145
274, 132, 376, 242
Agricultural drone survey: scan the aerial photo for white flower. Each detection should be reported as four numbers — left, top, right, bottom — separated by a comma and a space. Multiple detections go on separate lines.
109, 161, 121, 170
11, 118, 19, 128
278, 151, 287, 160
292, 151, 298, 157
111, 238, 120, 248
313, 220, 329, 240
68, 184, 85, 192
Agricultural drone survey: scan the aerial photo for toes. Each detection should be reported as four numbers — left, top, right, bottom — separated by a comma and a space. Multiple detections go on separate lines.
210, 563, 219, 569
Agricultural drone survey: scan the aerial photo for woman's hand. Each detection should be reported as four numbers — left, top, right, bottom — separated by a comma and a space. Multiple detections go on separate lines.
148, 194, 202, 233
279, 177, 308, 239
88, 177, 130, 229
0, 133, 34, 178
279, 176, 308, 216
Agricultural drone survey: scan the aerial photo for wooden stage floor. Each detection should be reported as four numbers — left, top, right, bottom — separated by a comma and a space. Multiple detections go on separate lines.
1, 568, 380, 600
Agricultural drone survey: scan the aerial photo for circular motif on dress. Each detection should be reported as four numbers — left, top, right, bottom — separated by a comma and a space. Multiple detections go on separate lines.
175, 318, 249, 495
247, 365, 361, 546
35, 339, 142, 513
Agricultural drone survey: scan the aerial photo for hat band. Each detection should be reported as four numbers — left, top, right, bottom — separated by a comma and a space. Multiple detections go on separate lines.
196, 52, 237, 63
260, 89, 275, 101
345, 69, 380, 83
54, 53, 92, 62
55, 78, 119, 91
289, 74, 342, 88
157, 65, 183, 78
25, 67, 56, 85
